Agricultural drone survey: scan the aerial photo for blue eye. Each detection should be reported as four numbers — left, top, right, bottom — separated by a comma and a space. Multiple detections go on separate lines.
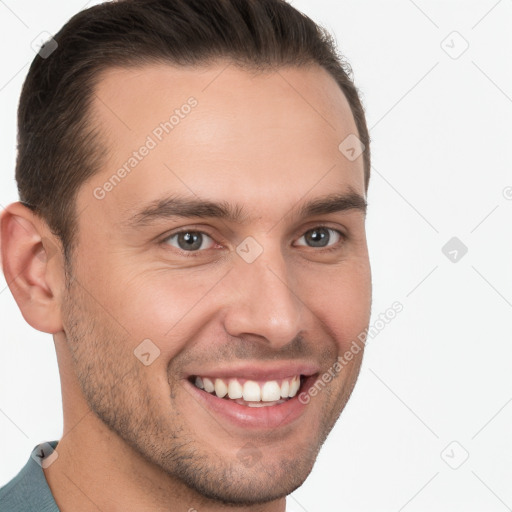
295, 227, 343, 248
162, 226, 345, 256
163, 231, 215, 252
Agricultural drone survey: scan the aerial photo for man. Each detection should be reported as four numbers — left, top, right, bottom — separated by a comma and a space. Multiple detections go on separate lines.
0, 0, 371, 510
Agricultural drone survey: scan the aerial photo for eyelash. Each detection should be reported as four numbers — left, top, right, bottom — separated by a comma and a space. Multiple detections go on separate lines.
160, 226, 347, 257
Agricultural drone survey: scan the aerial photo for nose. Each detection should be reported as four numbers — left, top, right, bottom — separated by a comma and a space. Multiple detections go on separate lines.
222, 243, 304, 349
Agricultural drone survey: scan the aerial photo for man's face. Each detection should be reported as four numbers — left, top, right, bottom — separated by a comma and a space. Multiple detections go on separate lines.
62, 62, 371, 504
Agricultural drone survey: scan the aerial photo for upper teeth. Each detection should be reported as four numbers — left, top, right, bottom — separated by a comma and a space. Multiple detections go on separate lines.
194, 376, 301, 401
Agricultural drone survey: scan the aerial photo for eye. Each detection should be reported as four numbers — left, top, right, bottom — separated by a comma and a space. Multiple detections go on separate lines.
163, 230, 216, 252
294, 227, 344, 249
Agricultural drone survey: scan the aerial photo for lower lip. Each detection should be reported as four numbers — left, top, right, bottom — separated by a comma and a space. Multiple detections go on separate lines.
185, 375, 318, 430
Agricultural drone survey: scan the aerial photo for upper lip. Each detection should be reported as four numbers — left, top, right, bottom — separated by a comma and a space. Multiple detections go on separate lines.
186, 362, 320, 381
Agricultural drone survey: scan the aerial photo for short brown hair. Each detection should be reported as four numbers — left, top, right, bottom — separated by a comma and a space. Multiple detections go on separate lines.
16, 0, 370, 264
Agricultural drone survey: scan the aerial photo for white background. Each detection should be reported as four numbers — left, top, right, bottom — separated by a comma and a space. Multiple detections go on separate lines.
1, 1, 511, 511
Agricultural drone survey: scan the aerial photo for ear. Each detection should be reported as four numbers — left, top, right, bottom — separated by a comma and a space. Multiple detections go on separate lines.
0, 202, 65, 334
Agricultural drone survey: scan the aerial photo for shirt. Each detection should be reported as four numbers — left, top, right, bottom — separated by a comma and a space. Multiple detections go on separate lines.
0, 441, 60, 512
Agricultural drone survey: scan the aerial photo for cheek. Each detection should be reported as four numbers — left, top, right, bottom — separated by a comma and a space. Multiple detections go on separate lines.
300, 260, 372, 348
86, 248, 371, 358
94, 264, 225, 352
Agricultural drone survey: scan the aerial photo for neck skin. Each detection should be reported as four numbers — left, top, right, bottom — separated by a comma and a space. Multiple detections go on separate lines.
43, 334, 286, 512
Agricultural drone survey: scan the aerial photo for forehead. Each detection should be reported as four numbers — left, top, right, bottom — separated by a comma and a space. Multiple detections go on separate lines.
78, 62, 364, 225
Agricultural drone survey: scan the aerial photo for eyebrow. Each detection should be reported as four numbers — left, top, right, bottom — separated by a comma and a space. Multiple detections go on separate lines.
124, 189, 367, 229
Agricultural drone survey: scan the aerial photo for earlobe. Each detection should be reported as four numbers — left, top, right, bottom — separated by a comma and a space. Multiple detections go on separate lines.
0, 202, 64, 334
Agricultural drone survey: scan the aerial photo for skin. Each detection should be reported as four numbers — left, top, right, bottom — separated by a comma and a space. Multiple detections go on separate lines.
0, 62, 371, 512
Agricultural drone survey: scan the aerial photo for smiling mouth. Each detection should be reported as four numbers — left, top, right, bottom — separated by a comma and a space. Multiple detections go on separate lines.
188, 375, 309, 407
